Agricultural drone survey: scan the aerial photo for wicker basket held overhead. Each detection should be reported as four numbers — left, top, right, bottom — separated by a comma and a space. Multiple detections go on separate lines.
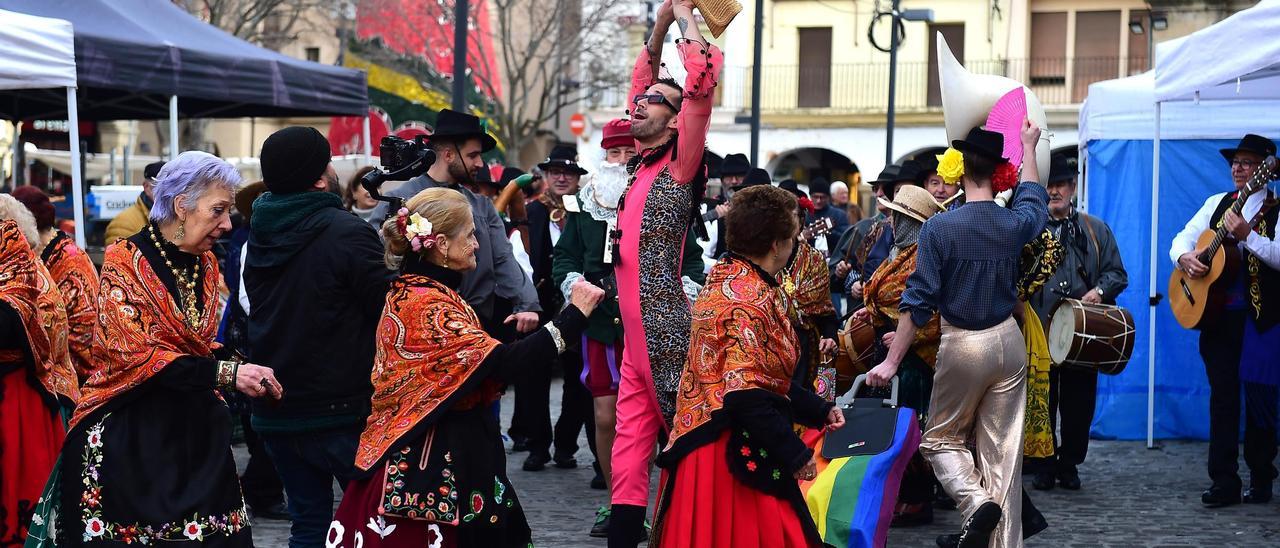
693, 0, 741, 38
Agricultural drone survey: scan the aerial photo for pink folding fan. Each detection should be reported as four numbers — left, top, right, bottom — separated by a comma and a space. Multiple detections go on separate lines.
985, 87, 1027, 167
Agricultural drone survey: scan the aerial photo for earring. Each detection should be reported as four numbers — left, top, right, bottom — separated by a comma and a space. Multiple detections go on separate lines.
441, 247, 450, 269
174, 220, 186, 241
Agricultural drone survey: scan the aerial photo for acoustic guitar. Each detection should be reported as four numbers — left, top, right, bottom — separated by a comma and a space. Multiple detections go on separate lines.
1168, 156, 1278, 329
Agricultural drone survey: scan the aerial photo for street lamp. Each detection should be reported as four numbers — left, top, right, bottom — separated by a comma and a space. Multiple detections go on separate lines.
880, 1, 934, 166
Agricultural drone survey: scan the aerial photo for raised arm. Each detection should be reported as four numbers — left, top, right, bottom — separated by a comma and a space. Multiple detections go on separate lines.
628, 0, 676, 113
670, 3, 724, 182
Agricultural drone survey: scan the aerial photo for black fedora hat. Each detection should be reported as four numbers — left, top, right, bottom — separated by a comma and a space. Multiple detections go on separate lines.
1219, 134, 1277, 162
778, 179, 807, 199
895, 160, 922, 185
498, 167, 526, 186
431, 109, 497, 152
741, 167, 771, 187
1048, 153, 1076, 183
808, 176, 831, 196
952, 127, 1007, 163
537, 145, 588, 175
720, 153, 751, 176
870, 165, 901, 186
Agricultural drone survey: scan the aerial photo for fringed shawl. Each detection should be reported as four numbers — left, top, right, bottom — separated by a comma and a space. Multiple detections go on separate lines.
0, 220, 78, 403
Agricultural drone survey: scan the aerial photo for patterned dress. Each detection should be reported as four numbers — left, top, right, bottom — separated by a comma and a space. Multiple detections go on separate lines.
653, 255, 832, 548
331, 260, 588, 548
39, 228, 251, 547
778, 241, 837, 392
0, 221, 75, 547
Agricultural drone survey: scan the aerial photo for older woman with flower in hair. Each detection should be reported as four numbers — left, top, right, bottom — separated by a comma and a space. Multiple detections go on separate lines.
328, 187, 605, 547
30, 151, 283, 547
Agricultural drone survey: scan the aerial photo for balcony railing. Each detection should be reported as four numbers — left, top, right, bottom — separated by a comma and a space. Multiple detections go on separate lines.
588, 57, 1149, 114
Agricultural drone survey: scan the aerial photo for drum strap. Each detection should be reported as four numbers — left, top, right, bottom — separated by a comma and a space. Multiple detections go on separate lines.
1080, 213, 1101, 281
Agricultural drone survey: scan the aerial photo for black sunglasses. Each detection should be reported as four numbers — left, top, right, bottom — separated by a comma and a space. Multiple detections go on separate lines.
633, 93, 680, 113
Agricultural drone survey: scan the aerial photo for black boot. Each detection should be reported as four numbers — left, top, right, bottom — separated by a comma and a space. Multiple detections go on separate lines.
1202, 484, 1242, 507
956, 501, 1001, 548
1243, 482, 1272, 504
607, 504, 648, 548
1022, 490, 1048, 539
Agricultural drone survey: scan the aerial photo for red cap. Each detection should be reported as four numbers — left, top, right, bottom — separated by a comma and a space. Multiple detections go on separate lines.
601, 119, 633, 150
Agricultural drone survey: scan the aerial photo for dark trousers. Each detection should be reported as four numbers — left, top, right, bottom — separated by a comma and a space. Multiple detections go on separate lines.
518, 347, 597, 460
1200, 312, 1279, 489
261, 427, 363, 548
238, 414, 284, 508
1048, 366, 1099, 471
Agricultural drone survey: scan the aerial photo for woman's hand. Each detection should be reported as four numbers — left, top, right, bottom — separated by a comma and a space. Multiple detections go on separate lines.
236, 363, 283, 400
794, 456, 818, 481
825, 406, 846, 432
866, 358, 899, 388
569, 279, 606, 317
818, 338, 837, 355
1021, 118, 1041, 151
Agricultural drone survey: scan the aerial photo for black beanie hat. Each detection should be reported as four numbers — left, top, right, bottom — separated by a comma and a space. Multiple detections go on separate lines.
261, 126, 332, 194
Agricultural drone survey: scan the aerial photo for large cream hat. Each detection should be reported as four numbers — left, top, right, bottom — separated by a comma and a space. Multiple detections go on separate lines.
878, 185, 943, 224
937, 33, 1050, 184
694, 0, 741, 38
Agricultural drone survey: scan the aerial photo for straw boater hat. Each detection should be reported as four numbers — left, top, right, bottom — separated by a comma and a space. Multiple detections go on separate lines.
693, 0, 741, 38
878, 185, 943, 224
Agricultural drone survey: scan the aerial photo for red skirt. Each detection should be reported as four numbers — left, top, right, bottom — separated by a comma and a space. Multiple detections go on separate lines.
656, 430, 814, 548
0, 368, 64, 545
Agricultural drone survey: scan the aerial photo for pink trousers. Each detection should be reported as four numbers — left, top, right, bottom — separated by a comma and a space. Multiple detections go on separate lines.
609, 344, 667, 507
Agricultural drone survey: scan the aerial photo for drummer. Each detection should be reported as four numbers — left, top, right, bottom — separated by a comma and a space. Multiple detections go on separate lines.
1026, 152, 1128, 492
854, 184, 944, 525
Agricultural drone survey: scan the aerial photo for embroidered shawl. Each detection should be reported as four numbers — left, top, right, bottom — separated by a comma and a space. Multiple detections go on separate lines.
667, 256, 798, 449
863, 243, 941, 368
355, 274, 502, 470
779, 240, 835, 324
44, 234, 100, 381
0, 221, 78, 402
71, 240, 222, 428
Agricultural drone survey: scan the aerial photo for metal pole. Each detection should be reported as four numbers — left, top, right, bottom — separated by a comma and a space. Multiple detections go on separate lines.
749, 0, 764, 167
168, 96, 179, 161
885, 0, 901, 166
67, 87, 87, 249
1147, 101, 1162, 449
451, 0, 469, 112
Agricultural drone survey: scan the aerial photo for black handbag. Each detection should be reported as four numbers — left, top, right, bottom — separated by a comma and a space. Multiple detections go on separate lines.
822, 374, 907, 460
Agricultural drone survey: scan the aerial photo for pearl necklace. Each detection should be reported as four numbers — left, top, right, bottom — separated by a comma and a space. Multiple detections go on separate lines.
148, 224, 201, 329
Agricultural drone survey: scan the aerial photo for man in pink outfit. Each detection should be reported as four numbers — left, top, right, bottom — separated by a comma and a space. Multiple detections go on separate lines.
607, 0, 722, 545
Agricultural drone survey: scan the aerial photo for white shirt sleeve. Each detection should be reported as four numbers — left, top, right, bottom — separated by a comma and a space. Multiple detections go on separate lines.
1243, 232, 1280, 270
509, 231, 534, 282
1170, 193, 1225, 266
238, 241, 251, 315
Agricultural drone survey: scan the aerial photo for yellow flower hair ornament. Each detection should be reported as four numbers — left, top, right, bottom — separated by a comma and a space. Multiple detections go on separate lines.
936, 148, 965, 185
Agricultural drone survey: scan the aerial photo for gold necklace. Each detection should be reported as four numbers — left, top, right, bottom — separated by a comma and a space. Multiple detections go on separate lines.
148, 224, 201, 329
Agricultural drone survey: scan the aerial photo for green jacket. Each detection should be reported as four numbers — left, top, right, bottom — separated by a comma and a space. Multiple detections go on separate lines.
552, 210, 706, 344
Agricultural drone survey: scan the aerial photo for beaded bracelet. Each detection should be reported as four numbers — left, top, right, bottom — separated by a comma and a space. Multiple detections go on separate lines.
545, 322, 566, 355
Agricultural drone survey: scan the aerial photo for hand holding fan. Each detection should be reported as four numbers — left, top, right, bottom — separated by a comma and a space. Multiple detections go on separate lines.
985, 87, 1027, 167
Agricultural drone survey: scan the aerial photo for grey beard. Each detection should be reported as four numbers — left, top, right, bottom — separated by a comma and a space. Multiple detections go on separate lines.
592, 162, 629, 209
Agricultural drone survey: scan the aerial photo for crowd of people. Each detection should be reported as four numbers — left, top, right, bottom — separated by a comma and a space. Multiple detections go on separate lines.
1, 1, 1276, 547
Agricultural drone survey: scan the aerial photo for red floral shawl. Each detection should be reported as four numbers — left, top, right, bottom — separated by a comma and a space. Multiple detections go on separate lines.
667, 256, 799, 449
44, 235, 100, 382
862, 244, 941, 367
0, 221, 78, 403
355, 274, 502, 471
71, 240, 221, 428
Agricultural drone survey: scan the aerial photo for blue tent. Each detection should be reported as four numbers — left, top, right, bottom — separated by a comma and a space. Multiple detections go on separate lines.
1079, 4, 1280, 442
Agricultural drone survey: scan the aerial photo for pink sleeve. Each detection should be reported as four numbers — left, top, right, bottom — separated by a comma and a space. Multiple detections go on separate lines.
626, 47, 656, 117
672, 40, 723, 183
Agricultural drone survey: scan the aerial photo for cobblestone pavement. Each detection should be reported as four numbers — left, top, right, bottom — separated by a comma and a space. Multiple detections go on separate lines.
246, 379, 1279, 547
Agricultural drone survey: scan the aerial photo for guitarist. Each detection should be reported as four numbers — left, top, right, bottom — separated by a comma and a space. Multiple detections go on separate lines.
1027, 152, 1129, 492
1170, 133, 1279, 507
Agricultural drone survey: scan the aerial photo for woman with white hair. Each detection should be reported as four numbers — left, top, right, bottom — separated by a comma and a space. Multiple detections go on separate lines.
29, 151, 284, 547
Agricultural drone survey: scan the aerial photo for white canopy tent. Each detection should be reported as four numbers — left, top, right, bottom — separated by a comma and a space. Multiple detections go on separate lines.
0, 9, 85, 248
1080, 0, 1280, 447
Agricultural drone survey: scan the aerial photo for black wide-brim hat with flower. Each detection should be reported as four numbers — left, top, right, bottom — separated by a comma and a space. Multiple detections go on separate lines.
537, 145, 589, 175
1219, 133, 1277, 162
952, 127, 1007, 163
431, 109, 497, 152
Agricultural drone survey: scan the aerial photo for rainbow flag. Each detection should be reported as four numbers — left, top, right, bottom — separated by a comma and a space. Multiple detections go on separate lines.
799, 409, 920, 548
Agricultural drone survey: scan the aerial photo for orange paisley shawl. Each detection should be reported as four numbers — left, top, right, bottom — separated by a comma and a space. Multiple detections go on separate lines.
862, 244, 941, 367
355, 274, 502, 471
667, 256, 799, 449
44, 234, 100, 382
71, 239, 221, 428
779, 240, 835, 324
0, 221, 78, 403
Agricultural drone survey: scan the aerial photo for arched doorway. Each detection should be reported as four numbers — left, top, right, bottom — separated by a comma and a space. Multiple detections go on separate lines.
766, 147, 859, 186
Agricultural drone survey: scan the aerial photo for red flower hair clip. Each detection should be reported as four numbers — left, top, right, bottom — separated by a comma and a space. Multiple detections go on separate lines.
992, 163, 1019, 193
797, 197, 816, 215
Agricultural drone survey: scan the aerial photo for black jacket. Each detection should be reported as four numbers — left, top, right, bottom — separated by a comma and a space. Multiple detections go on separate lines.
244, 199, 395, 432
